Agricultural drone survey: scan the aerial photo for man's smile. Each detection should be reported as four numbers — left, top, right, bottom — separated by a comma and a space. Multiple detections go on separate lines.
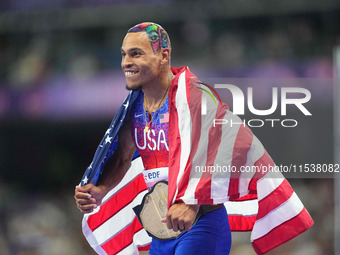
125, 70, 139, 77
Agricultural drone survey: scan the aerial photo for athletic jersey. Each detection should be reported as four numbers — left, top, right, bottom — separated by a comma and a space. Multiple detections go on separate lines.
131, 91, 169, 190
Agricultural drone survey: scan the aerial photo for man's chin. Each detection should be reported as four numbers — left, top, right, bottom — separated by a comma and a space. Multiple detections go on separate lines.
126, 83, 143, 91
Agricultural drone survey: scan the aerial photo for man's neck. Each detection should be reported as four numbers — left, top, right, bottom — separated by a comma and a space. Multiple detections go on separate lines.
142, 68, 173, 112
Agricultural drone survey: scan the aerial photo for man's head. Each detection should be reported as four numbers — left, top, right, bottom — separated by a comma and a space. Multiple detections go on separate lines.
121, 22, 171, 91
127, 22, 171, 54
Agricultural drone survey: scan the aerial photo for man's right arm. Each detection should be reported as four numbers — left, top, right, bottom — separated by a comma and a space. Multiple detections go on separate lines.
74, 116, 136, 214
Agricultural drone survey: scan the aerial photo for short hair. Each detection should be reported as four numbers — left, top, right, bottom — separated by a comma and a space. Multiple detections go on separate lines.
127, 22, 171, 54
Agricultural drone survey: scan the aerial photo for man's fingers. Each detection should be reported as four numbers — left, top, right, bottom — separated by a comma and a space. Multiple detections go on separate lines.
75, 185, 84, 192
79, 207, 94, 214
184, 220, 193, 231
74, 192, 96, 206
74, 192, 92, 200
178, 220, 185, 232
172, 218, 179, 232
165, 215, 186, 232
81, 210, 93, 214
76, 184, 94, 193
78, 203, 97, 213
166, 214, 173, 230
79, 203, 97, 209
77, 198, 96, 205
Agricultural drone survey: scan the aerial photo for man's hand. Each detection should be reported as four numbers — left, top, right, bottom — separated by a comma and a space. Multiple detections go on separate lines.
161, 203, 200, 232
74, 184, 107, 214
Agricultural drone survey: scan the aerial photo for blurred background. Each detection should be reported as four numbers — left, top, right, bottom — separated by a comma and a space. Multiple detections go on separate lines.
0, 0, 339, 254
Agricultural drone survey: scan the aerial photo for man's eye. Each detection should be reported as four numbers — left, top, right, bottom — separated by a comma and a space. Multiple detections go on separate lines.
132, 52, 141, 57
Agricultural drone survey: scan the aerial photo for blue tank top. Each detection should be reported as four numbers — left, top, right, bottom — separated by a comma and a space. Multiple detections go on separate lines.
131, 91, 170, 170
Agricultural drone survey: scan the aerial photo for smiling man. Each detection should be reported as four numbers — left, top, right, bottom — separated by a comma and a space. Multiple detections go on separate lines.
74, 22, 313, 255
74, 22, 231, 255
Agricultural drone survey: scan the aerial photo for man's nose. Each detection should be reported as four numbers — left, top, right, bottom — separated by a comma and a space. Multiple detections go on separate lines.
122, 56, 133, 69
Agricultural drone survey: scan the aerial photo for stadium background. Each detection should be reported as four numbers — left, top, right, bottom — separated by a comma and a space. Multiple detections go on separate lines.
0, 0, 338, 254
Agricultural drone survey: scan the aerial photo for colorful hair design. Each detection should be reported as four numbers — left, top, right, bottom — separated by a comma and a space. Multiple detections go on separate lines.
127, 22, 171, 53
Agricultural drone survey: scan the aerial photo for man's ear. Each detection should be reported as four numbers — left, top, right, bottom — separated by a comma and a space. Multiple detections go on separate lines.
161, 48, 171, 64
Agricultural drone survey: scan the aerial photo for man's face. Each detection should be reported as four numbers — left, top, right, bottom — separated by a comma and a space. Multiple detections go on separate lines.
121, 32, 163, 90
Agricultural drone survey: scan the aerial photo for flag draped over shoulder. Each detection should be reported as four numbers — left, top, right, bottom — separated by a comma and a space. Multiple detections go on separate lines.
80, 66, 313, 255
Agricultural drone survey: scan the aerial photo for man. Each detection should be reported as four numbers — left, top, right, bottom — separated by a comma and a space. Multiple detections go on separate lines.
75, 22, 313, 255
75, 22, 231, 254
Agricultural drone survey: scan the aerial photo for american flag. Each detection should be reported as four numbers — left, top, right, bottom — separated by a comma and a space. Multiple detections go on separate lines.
159, 113, 169, 124
80, 66, 313, 255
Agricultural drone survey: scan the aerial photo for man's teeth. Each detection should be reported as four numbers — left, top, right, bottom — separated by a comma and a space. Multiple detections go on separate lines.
125, 71, 138, 76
